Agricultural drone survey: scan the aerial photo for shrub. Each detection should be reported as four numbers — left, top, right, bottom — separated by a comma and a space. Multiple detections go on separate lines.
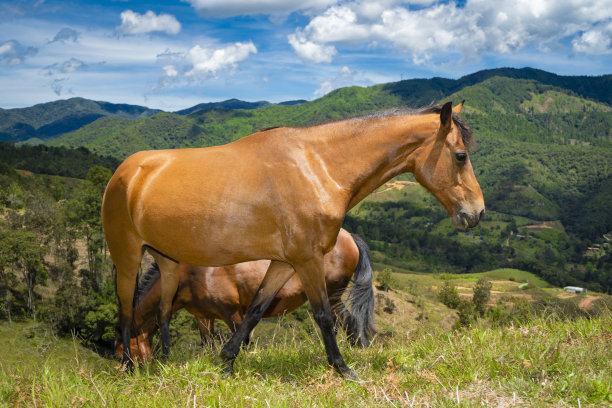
455, 300, 475, 328
473, 278, 492, 316
438, 280, 461, 309
377, 268, 396, 292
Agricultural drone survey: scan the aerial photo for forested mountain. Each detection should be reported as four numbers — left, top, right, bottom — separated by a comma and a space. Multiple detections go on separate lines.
0, 97, 161, 143
174, 98, 273, 115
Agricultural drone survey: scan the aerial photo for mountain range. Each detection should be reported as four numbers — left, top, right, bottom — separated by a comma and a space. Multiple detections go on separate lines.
0, 97, 308, 144
3, 67, 612, 241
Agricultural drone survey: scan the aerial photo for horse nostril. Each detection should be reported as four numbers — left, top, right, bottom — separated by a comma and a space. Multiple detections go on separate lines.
479, 209, 485, 220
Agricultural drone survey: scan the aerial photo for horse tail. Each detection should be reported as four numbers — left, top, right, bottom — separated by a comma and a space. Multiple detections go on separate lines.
134, 261, 161, 306
345, 233, 376, 347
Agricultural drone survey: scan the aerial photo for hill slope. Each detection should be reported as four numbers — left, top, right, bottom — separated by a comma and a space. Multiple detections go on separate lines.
0, 97, 160, 143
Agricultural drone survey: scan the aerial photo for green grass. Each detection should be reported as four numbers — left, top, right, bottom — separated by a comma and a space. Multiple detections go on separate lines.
2, 311, 610, 407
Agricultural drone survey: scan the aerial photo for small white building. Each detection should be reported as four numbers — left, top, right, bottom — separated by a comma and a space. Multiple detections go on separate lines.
564, 286, 587, 294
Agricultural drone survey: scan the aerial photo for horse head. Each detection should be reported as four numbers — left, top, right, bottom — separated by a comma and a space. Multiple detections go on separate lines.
114, 330, 153, 362
410, 101, 485, 228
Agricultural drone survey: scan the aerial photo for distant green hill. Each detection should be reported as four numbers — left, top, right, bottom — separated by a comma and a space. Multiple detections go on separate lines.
0, 97, 161, 143
174, 98, 273, 115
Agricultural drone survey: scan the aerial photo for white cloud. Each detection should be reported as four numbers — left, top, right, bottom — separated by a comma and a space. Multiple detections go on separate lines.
157, 41, 257, 87
572, 22, 612, 54
185, 0, 338, 17
186, 42, 257, 77
288, 32, 337, 63
288, 0, 612, 63
0, 40, 37, 65
163, 65, 179, 77
118, 10, 181, 35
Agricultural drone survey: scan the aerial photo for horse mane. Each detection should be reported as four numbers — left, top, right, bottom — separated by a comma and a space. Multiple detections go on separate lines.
134, 262, 161, 306
255, 104, 474, 148
354, 104, 475, 149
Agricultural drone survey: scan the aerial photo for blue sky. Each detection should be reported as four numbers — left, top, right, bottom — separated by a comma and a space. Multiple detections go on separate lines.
1, 0, 612, 111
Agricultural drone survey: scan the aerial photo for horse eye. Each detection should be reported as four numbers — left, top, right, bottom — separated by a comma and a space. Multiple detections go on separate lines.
455, 152, 467, 163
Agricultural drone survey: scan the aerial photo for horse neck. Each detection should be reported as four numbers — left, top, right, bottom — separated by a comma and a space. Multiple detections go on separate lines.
306, 114, 437, 210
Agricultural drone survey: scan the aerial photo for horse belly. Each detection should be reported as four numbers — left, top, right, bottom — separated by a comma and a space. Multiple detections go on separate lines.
134, 189, 281, 266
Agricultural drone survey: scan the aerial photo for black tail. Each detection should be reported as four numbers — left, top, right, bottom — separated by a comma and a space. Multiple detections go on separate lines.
344, 233, 376, 347
134, 262, 161, 306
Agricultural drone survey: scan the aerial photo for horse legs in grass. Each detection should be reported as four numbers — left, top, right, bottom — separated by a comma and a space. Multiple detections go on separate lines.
296, 259, 356, 378
150, 253, 180, 356
196, 317, 214, 345
220, 261, 295, 376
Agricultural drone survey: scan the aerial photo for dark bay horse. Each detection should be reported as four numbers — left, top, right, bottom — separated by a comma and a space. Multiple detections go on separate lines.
102, 101, 484, 377
116, 229, 375, 361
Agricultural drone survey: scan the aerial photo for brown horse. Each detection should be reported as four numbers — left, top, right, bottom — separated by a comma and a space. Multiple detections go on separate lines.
116, 229, 375, 361
102, 101, 484, 377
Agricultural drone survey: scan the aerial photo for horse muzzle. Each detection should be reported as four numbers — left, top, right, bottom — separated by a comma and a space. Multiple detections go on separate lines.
451, 207, 485, 229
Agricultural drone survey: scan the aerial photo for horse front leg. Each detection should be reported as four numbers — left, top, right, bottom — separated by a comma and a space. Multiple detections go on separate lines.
220, 261, 295, 377
296, 258, 357, 378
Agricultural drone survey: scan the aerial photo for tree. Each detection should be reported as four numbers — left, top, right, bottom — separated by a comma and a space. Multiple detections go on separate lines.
66, 166, 112, 284
0, 228, 47, 318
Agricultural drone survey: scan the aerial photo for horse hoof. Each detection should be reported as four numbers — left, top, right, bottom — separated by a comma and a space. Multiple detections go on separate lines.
121, 360, 135, 374
333, 364, 357, 379
222, 363, 235, 378
343, 369, 358, 380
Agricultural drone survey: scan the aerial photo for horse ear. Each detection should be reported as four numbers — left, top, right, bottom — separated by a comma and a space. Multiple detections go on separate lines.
438, 101, 453, 139
453, 100, 465, 114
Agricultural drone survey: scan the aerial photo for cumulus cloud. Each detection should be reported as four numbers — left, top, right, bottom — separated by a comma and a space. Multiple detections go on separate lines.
288, 0, 612, 63
572, 21, 612, 54
0, 40, 37, 65
118, 10, 181, 35
186, 42, 257, 77
185, 0, 338, 17
50, 27, 79, 43
156, 41, 257, 87
288, 32, 337, 63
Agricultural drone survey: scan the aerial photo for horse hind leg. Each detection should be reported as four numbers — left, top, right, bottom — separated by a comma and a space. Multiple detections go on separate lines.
113, 243, 143, 371
148, 250, 180, 356
220, 261, 295, 377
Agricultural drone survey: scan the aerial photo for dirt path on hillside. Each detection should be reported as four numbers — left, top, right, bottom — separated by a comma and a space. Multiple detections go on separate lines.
375, 180, 418, 194
578, 295, 599, 311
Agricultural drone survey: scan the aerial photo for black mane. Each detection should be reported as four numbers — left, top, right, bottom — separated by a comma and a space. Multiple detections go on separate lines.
356, 104, 475, 149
